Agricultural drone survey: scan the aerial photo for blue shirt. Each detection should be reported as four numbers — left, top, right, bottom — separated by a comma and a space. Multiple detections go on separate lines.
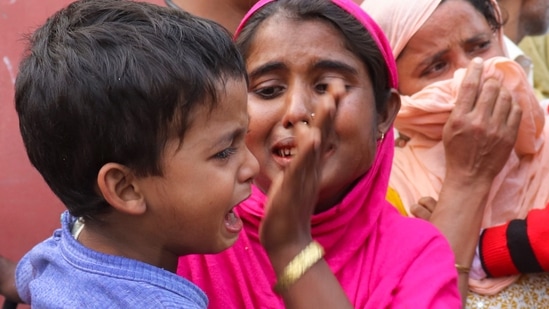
16, 211, 208, 308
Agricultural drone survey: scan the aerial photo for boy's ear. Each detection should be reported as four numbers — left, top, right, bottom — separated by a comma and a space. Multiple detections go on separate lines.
97, 163, 146, 215
376, 89, 401, 136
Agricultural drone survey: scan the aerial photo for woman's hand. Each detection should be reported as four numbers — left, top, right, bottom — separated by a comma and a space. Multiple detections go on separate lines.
259, 81, 339, 258
430, 57, 522, 305
259, 80, 353, 308
410, 196, 437, 220
443, 57, 522, 185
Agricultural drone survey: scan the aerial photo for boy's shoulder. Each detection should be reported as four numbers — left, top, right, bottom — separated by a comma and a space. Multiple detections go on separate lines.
15, 211, 207, 308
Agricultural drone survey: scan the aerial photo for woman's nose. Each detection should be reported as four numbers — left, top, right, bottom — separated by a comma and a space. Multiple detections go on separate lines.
456, 54, 473, 70
281, 87, 314, 128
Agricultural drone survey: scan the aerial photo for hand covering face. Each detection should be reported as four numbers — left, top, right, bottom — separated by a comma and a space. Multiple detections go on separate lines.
362, 0, 549, 294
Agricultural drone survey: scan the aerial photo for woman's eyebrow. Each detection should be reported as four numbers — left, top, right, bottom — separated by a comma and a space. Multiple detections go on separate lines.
248, 62, 286, 80
417, 50, 447, 68
463, 33, 492, 45
313, 60, 357, 75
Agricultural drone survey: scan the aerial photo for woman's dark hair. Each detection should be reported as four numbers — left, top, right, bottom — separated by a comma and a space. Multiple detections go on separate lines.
235, 0, 392, 114
441, 0, 504, 32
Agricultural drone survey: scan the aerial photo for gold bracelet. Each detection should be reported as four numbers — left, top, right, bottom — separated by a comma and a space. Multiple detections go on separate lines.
455, 263, 470, 274
273, 241, 325, 293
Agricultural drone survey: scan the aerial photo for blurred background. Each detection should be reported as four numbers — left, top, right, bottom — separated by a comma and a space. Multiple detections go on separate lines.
0, 0, 163, 306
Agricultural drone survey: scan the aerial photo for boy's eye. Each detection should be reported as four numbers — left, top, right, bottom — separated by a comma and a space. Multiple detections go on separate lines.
253, 85, 284, 99
214, 147, 237, 160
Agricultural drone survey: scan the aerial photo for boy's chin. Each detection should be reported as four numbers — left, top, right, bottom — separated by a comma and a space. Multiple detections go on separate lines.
215, 234, 241, 253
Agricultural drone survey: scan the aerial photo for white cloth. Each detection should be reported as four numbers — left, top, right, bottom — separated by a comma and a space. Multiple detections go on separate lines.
504, 36, 534, 85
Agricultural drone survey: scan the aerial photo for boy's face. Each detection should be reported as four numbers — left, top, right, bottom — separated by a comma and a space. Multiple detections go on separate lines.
135, 78, 258, 255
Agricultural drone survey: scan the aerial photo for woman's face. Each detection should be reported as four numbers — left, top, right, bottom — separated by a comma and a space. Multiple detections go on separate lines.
396, 0, 505, 95
244, 16, 398, 211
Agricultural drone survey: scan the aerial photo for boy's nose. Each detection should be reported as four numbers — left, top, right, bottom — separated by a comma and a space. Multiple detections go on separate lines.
242, 146, 259, 182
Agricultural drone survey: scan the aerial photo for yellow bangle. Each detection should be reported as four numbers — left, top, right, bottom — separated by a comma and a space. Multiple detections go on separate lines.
273, 241, 325, 293
455, 264, 470, 274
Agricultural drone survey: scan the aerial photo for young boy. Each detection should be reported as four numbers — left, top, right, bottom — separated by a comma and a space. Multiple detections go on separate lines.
14, 0, 258, 307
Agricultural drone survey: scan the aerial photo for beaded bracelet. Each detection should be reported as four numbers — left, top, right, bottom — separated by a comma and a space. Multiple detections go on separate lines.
273, 241, 325, 293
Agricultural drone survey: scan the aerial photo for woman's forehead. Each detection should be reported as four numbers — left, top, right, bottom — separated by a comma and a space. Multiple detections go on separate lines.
403, 1, 489, 48
247, 16, 360, 65
251, 16, 341, 48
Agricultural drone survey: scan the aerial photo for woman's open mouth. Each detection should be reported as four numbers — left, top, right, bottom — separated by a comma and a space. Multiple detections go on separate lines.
271, 138, 296, 167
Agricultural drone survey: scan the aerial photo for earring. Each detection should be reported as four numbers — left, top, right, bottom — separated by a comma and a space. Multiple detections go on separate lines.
377, 130, 385, 141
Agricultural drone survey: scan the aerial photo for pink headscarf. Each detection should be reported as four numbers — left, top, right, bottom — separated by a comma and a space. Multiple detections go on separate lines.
235, 0, 398, 89
177, 1, 461, 308
233, 0, 398, 262
362, 0, 549, 294
232, 0, 401, 264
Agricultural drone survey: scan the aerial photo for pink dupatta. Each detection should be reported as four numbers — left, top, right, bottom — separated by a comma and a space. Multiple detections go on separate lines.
177, 0, 460, 308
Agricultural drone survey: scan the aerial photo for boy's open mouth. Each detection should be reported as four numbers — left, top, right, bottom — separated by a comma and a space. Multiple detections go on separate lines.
225, 208, 243, 233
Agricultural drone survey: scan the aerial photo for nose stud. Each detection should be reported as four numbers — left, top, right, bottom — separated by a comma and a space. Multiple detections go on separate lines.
301, 113, 315, 126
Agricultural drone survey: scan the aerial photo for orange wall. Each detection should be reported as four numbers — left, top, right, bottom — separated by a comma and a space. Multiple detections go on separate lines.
0, 0, 163, 305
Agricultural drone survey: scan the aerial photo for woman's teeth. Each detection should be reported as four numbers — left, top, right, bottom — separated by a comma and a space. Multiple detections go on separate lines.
276, 147, 296, 157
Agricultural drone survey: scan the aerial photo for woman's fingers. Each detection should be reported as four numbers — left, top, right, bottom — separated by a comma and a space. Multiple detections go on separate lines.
475, 78, 501, 122
443, 56, 525, 181
505, 94, 522, 133
454, 57, 484, 114
260, 79, 340, 250
490, 84, 513, 127
410, 197, 437, 221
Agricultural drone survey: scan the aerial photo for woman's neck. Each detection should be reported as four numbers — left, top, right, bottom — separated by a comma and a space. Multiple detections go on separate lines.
168, 0, 251, 34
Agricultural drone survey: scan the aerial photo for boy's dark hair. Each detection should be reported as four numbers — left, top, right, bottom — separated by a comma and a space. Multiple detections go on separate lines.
15, 0, 247, 219
235, 0, 391, 114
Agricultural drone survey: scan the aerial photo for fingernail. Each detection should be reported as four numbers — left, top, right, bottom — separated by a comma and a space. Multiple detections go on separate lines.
472, 57, 483, 64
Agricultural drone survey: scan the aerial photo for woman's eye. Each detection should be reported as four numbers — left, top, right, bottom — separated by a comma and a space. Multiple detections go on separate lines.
471, 40, 491, 54
480, 40, 491, 49
422, 61, 447, 77
315, 76, 349, 93
214, 147, 237, 160
253, 85, 284, 99
315, 83, 328, 93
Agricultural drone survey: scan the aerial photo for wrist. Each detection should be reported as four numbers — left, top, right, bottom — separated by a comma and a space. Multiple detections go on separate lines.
443, 172, 492, 190
272, 241, 325, 293
267, 239, 312, 274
